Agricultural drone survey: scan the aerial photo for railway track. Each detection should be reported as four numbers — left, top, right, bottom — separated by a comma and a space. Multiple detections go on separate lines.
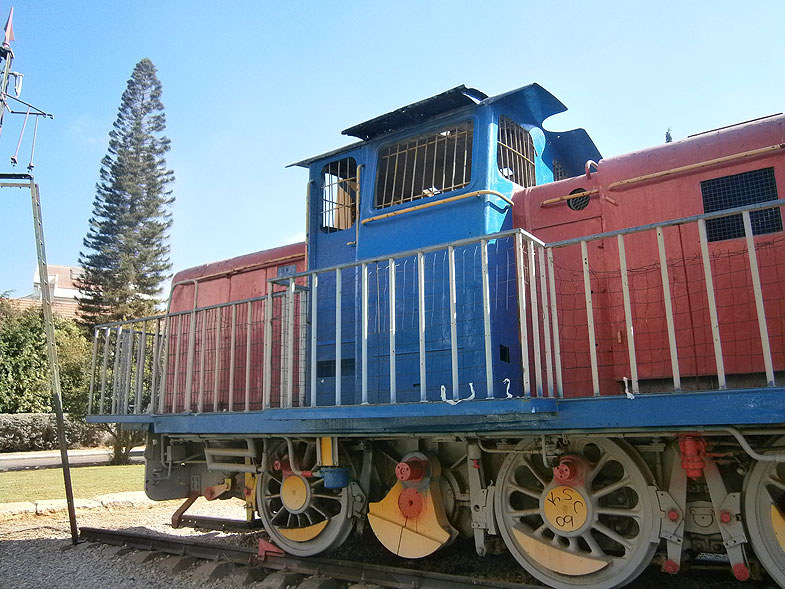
79, 527, 537, 589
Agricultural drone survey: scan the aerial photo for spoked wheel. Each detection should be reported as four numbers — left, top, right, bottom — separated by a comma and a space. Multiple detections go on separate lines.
257, 439, 355, 556
743, 437, 785, 586
494, 437, 658, 589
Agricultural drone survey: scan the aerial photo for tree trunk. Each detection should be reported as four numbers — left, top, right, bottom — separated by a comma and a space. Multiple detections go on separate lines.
108, 423, 143, 465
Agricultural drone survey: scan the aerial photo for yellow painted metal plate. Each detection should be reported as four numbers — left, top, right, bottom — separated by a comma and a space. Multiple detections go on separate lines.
771, 503, 785, 552
244, 472, 256, 521
542, 486, 588, 532
281, 475, 308, 511
278, 519, 328, 542
319, 437, 335, 467
244, 473, 256, 506
512, 528, 609, 576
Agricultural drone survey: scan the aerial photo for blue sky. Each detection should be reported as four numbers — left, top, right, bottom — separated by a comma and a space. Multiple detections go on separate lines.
1, 0, 783, 297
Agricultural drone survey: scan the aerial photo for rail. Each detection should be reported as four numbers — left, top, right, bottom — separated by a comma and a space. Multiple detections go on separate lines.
543, 198, 784, 397
88, 289, 300, 415
278, 228, 542, 406
87, 200, 785, 415
79, 527, 532, 589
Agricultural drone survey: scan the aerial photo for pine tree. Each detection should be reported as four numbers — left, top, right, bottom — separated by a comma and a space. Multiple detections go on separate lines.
78, 58, 174, 325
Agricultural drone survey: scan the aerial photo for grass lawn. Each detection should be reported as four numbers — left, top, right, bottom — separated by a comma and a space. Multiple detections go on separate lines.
0, 464, 145, 502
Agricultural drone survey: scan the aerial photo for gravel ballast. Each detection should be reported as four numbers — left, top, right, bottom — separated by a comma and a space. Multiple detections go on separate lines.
0, 497, 256, 589
0, 495, 776, 589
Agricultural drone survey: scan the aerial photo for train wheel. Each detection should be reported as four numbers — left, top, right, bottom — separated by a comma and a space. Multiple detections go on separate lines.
494, 437, 658, 589
743, 439, 785, 586
256, 439, 355, 556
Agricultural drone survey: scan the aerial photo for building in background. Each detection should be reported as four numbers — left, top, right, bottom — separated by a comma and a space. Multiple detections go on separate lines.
8, 265, 82, 320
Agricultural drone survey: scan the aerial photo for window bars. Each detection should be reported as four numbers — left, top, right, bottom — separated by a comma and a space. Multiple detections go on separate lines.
552, 159, 569, 182
321, 157, 358, 231
374, 121, 473, 209
497, 116, 536, 187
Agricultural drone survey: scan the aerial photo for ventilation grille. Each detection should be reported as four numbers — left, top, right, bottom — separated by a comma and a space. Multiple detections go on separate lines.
701, 167, 781, 242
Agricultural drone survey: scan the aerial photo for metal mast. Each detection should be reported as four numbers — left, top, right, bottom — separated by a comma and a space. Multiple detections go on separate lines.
0, 8, 77, 544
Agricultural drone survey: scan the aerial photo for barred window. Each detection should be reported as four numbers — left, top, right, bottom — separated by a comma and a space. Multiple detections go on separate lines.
374, 121, 473, 209
553, 159, 569, 181
497, 116, 536, 187
701, 167, 781, 242
321, 158, 358, 231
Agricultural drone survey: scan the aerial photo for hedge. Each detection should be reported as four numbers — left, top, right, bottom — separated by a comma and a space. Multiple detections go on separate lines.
0, 413, 109, 452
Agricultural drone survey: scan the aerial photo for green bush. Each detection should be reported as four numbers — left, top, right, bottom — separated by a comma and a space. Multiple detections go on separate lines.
0, 299, 91, 415
0, 413, 108, 452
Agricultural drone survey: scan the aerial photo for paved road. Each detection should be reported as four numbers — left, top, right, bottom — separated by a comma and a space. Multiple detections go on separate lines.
0, 447, 144, 471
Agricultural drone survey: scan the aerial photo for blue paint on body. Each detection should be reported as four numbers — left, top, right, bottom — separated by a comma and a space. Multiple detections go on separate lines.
88, 388, 785, 435
303, 85, 600, 409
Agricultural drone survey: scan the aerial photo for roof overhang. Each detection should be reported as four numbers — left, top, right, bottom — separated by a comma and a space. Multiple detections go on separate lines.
289, 82, 591, 168
341, 85, 487, 141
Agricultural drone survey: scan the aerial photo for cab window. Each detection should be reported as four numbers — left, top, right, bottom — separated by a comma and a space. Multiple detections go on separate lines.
321, 157, 358, 231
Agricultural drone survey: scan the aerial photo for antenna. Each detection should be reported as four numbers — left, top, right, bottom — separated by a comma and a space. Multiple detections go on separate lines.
0, 7, 52, 165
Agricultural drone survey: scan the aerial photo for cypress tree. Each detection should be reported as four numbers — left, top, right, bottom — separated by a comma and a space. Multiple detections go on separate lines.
78, 58, 174, 325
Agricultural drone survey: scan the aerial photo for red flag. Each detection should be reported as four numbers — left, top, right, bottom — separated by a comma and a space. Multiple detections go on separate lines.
4, 7, 14, 46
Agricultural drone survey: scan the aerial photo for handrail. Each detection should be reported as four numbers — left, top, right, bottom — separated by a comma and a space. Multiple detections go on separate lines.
270, 200, 784, 284
547, 198, 785, 249
91, 195, 784, 417
354, 164, 363, 246
163, 252, 304, 310
361, 190, 513, 225
540, 188, 600, 207
269, 226, 545, 285
607, 143, 785, 191
540, 144, 785, 206
92, 289, 302, 330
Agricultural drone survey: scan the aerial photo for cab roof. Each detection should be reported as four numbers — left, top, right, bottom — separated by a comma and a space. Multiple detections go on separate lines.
290, 82, 576, 168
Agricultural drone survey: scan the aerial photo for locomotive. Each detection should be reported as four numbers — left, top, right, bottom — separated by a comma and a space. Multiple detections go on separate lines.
86, 83, 785, 588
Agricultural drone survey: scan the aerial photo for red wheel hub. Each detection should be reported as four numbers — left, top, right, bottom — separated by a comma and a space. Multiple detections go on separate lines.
552, 455, 586, 485
396, 459, 425, 483
398, 487, 424, 518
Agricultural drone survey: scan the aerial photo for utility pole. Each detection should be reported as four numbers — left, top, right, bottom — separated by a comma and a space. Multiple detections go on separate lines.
0, 9, 76, 544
